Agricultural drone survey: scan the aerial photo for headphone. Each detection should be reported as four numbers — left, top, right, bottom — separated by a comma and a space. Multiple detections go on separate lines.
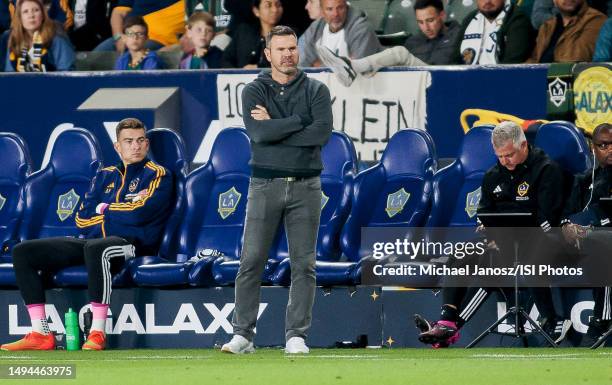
583, 147, 596, 211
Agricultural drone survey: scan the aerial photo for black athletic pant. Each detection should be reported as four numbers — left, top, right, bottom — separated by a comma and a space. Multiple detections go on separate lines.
12, 237, 135, 305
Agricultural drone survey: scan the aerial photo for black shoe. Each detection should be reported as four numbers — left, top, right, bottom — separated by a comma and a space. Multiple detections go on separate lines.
414, 314, 431, 333
583, 318, 612, 347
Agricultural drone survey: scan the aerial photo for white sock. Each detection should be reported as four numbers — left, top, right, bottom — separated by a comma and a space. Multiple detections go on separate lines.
91, 318, 106, 333
31, 318, 50, 335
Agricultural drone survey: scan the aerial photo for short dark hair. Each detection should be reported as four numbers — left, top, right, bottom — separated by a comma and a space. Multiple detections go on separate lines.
116, 118, 146, 139
593, 123, 612, 141
123, 15, 148, 35
265, 25, 297, 48
414, 0, 444, 13
187, 11, 215, 29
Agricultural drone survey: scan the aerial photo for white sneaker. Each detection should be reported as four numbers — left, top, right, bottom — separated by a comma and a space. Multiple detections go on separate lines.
316, 45, 357, 87
554, 319, 573, 344
221, 335, 255, 354
285, 337, 309, 354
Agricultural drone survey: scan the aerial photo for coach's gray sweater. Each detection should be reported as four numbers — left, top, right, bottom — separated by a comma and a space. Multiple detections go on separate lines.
241, 69, 333, 178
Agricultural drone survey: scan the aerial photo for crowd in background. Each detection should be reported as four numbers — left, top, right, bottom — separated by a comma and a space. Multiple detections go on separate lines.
0, 0, 609, 72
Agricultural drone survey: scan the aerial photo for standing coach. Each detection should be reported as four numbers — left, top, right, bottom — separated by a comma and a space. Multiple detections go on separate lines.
221, 25, 333, 355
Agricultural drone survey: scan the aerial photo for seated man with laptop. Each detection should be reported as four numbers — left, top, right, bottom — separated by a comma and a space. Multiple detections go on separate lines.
416, 121, 568, 347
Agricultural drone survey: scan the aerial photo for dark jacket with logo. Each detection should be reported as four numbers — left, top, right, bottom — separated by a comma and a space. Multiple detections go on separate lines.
241, 69, 333, 177
478, 146, 564, 232
562, 166, 612, 226
76, 158, 173, 254
404, 21, 462, 65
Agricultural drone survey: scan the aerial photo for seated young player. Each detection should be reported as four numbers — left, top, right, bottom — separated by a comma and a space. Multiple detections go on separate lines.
178, 12, 223, 69
114, 16, 162, 70
0, 118, 173, 351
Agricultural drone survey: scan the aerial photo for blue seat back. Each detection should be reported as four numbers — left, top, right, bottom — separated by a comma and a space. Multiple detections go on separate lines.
427, 126, 497, 228
535, 121, 593, 175
146, 128, 189, 259
0, 133, 32, 253
340, 128, 437, 262
275, 131, 358, 261
177, 128, 251, 262
19, 129, 102, 240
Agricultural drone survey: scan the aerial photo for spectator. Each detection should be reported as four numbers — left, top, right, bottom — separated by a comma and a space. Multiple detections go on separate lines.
531, 0, 558, 29
593, 17, 612, 61
298, 0, 321, 57
94, 0, 185, 52
114, 16, 161, 70
527, 0, 606, 63
458, 0, 535, 64
531, 0, 610, 30
299, 0, 381, 67
1, 0, 74, 71
222, 0, 283, 69
316, 0, 462, 86
405, 0, 462, 64
304, 0, 320, 20
179, 11, 223, 69
66, 0, 115, 51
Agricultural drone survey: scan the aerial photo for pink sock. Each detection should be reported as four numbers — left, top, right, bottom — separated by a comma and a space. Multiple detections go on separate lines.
27, 304, 46, 319
90, 302, 109, 333
26, 304, 49, 335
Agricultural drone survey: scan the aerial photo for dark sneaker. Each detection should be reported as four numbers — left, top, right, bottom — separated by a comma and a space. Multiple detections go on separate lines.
583, 318, 612, 347
414, 314, 431, 333
419, 320, 458, 345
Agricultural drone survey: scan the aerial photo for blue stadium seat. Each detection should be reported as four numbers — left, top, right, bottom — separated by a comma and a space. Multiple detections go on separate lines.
0, 133, 32, 260
0, 129, 102, 287
270, 131, 358, 286
535, 121, 593, 206
426, 126, 496, 228
133, 128, 252, 287
334, 128, 438, 285
0, 133, 32, 286
199, 128, 276, 286
56, 128, 188, 287
534, 121, 592, 175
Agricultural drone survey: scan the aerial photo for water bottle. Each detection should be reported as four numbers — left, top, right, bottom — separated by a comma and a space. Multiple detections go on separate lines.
65, 308, 80, 351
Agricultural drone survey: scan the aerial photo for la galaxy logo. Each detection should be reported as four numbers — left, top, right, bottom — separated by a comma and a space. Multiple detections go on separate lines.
218, 187, 241, 219
465, 187, 481, 218
57, 189, 80, 221
573, 66, 611, 135
517, 182, 529, 197
385, 188, 410, 218
128, 178, 140, 193
0, 193, 5, 211
104, 182, 115, 194
548, 77, 568, 108
321, 191, 329, 211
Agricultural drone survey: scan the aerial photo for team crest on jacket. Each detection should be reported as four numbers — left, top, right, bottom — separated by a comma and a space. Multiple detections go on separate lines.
386, 188, 410, 218
218, 187, 241, 219
465, 187, 481, 218
0, 193, 5, 211
517, 182, 529, 197
57, 189, 80, 221
321, 191, 329, 211
104, 182, 115, 193
128, 178, 140, 193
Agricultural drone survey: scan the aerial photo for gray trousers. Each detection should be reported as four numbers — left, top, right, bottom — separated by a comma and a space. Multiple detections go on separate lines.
232, 176, 321, 342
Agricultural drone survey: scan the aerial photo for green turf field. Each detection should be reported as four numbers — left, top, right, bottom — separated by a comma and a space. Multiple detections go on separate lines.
1, 348, 611, 385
